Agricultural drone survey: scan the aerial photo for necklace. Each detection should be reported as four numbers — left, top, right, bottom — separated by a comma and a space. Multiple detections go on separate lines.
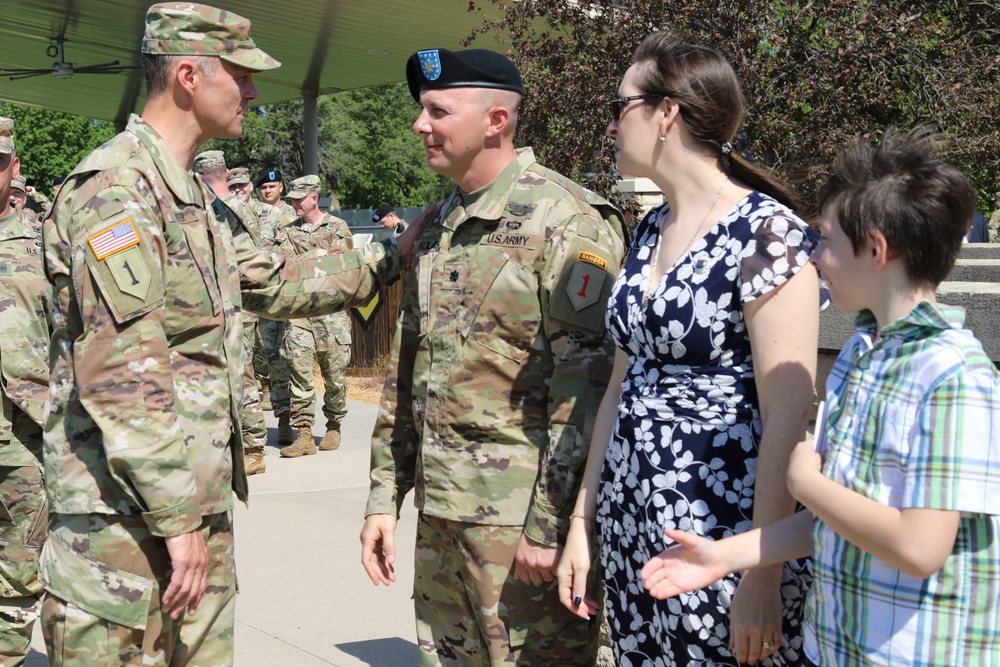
644, 175, 729, 305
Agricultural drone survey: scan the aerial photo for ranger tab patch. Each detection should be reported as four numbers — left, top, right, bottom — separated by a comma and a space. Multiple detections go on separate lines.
88, 219, 140, 260
578, 251, 608, 270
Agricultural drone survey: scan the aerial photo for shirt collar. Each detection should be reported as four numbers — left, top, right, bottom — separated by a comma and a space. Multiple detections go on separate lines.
0, 208, 35, 242
126, 114, 202, 207
854, 300, 965, 347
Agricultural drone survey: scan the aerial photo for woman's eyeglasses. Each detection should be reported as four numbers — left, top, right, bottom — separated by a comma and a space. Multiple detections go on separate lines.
607, 93, 667, 122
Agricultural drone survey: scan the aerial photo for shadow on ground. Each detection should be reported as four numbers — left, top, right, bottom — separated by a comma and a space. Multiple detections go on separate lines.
336, 637, 419, 666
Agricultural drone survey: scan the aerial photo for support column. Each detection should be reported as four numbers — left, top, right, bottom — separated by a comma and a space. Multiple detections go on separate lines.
303, 89, 319, 176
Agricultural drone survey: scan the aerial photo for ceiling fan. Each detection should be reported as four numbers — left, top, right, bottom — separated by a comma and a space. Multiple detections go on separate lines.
0, 37, 138, 81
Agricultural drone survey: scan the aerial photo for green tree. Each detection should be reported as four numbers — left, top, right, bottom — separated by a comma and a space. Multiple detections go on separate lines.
204, 83, 448, 209
0, 102, 115, 196
467, 0, 1000, 215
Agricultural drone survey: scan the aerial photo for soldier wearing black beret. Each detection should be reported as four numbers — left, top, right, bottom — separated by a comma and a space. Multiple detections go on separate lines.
362, 45, 626, 667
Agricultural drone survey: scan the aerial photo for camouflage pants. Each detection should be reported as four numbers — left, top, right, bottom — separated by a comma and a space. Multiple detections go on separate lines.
40, 512, 235, 667
258, 318, 290, 416
241, 316, 266, 450
283, 313, 350, 429
0, 465, 46, 666
414, 514, 599, 667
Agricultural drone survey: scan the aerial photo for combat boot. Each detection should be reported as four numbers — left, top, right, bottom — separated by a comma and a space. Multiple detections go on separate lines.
277, 415, 294, 444
244, 446, 266, 475
280, 426, 316, 457
259, 379, 273, 411
318, 422, 341, 451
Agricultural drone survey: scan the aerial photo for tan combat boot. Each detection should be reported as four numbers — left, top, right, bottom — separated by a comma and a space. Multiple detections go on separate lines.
277, 415, 294, 444
318, 423, 341, 451
280, 426, 316, 457
259, 379, 272, 411
244, 446, 266, 475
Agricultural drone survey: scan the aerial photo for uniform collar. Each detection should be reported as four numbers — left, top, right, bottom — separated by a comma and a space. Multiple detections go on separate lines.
452, 147, 536, 225
0, 207, 36, 242
126, 114, 203, 207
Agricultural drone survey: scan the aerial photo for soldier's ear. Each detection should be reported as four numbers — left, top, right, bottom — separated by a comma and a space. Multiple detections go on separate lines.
174, 59, 200, 97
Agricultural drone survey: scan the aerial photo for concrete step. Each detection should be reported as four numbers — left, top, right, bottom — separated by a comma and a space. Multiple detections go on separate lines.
958, 243, 1000, 260
949, 259, 1000, 283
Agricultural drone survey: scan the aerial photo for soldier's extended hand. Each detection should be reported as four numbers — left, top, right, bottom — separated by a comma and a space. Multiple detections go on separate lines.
397, 201, 442, 268
162, 530, 209, 619
360, 514, 397, 586
513, 534, 560, 586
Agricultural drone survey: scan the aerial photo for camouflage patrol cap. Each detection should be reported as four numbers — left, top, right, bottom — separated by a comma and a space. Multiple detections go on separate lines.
406, 48, 523, 102
0, 116, 14, 155
287, 174, 321, 199
142, 3, 281, 72
10, 176, 25, 192
193, 149, 226, 172
227, 167, 250, 186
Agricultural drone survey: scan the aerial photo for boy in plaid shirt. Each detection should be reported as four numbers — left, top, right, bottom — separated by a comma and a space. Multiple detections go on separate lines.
640, 128, 1000, 666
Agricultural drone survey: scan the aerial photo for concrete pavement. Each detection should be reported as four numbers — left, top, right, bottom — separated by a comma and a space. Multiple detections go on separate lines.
27, 396, 420, 666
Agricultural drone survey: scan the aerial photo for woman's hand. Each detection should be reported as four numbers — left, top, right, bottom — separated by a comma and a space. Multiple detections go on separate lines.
729, 567, 783, 664
556, 519, 599, 619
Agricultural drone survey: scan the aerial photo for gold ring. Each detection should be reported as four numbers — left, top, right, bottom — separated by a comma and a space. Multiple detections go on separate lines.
761, 641, 774, 649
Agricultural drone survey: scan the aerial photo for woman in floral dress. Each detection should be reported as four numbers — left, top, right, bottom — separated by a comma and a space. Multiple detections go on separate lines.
558, 32, 819, 666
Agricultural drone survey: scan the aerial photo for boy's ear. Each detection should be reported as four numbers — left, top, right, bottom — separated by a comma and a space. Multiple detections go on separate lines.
867, 229, 893, 269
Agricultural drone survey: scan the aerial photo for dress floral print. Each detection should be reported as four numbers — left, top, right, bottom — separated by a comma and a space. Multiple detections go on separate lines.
599, 192, 818, 666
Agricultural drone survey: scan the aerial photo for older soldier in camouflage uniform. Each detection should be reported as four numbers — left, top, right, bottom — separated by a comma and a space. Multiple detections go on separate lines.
8, 176, 27, 215
254, 167, 295, 428
40, 5, 413, 666
275, 175, 353, 456
360, 49, 627, 666
194, 151, 270, 476
0, 117, 49, 667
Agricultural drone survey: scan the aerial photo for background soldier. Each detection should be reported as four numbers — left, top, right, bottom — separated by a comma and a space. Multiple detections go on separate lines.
8, 176, 27, 214
0, 116, 50, 666
194, 151, 269, 476
41, 5, 409, 664
372, 204, 407, 235
254, 167, 295, 422
360, 49, 627, 665
275, 175, 353, 457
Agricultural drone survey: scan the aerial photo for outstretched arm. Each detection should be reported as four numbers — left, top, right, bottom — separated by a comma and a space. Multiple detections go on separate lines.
641, 511, 814, 600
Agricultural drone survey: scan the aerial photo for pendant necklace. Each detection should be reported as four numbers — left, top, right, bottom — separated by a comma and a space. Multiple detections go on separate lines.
644, 175, 729, 305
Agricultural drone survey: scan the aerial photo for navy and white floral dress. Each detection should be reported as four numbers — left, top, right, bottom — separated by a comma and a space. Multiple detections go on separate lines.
599, 192, 817, 666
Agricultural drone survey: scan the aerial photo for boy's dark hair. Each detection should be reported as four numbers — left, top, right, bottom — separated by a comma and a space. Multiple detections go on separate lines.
817, 127, 975, 287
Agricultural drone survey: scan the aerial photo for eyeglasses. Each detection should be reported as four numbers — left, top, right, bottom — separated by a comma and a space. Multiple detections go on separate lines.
607, 93, 667, 122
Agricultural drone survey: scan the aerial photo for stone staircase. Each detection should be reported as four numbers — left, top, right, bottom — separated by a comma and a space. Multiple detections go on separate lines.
817, 243, 1000, 396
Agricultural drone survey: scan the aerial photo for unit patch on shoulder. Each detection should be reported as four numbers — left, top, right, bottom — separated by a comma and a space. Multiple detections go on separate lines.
87, 218, 140, 260
566, 260, 607, 312
578, 251, 608, 271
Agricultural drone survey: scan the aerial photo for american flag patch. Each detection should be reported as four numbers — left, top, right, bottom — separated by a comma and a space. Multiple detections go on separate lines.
88, 219, 140, 260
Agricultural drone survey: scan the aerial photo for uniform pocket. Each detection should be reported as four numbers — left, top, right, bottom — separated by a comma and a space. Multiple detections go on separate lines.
462, 252, 540, 364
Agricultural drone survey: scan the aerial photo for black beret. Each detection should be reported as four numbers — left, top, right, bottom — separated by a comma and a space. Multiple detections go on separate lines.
255, 168, 283, 188
406, 48, 523, 102
372, 204, 395, 223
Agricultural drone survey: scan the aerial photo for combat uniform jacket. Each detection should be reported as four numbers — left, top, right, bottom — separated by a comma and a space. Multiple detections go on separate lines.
265, 200, 296, 229
0, 207, 48, 466
367, 148, 627, 546
274, 212, 354, 343
43, 114, 403, 542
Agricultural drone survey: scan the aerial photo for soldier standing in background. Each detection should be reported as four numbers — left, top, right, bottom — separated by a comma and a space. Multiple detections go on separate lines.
41, 5, 413, 664
275, 175, 354, 457
359, 48, 627, 665
194, 151, 270, 476
0, 116, 50, 667
254, 167, 295, 422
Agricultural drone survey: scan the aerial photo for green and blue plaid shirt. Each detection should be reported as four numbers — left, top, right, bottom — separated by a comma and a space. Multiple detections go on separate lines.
808, 301, 1000, 666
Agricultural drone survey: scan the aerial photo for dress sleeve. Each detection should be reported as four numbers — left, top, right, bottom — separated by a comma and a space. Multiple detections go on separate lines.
739, 210, 819, 304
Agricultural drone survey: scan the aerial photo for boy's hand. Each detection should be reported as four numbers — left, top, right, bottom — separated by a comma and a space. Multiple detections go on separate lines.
788, 439, 822, 502
641, 529, 728, 600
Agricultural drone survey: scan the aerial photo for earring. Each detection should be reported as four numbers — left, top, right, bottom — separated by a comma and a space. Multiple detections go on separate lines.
658, 133, 666, 143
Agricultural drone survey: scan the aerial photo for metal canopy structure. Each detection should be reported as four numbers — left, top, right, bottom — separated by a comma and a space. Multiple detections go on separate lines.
0, 0, 503, 126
